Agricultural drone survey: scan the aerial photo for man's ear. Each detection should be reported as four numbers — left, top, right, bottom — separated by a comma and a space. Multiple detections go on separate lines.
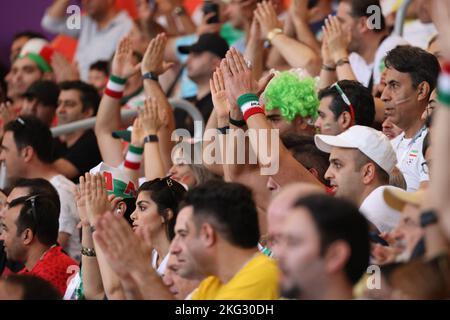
417, 81, 431, 102
83, 107, 95, 119
338, 111, 352, 130
324, 240, 351, 275
200, 223, 216, 248
361, 162, 376, 185
21, 146, 34, 163
22, 228, 34, 246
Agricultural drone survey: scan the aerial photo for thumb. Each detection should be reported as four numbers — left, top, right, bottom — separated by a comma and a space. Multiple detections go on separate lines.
163, 61, 175, 72
257, 72, 275, 96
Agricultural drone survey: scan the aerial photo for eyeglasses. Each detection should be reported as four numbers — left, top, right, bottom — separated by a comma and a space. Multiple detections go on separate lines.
8, 194, 40, 233
16, 117, 26, 126
332, 82, 355, 125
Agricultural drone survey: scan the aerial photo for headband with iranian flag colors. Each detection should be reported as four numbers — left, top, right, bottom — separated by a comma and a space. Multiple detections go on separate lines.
18, 38, 55, 73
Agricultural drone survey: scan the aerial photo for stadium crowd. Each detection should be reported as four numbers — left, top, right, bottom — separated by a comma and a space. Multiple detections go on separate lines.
0, 0, 450, 300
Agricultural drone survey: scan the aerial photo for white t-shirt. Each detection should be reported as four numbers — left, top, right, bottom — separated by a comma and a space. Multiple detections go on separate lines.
349, 34, 409, 87
50, 175, 81, 261
359, 185, 402, 233
152, 250, 169, 276
391, 127, 429, 192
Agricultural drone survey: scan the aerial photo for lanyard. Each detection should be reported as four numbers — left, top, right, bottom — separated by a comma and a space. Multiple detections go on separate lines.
396, 126, 427, 165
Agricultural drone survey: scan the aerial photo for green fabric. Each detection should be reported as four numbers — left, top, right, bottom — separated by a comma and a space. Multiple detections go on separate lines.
237, 93, 259, 107
23, 53, 52, 73
220, 23, 245, 46
110, 74, 127, 85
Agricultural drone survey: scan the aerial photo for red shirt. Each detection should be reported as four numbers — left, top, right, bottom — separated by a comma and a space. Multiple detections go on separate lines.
18, 246, 78, 296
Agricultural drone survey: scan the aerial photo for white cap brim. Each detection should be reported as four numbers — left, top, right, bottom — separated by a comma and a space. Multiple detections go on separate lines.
314, 134, 357, 154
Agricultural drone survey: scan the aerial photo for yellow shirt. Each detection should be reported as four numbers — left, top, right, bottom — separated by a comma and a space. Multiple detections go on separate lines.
191, 253, 280, 300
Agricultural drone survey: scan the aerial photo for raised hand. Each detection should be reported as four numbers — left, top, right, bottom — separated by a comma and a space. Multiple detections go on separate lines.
321, 31, 334, 67
138, 97, 165, 135
210, 67, 230, 120
197, 12, 222, 35
221, 47, 258, 105
85, 173, 111, 226
51, 52, 80, 83
131, 117, 146, 148
253, 1, 283, 39
93, 211, 153, 279
112, 37, 141, 79
75, 175, 89, 229
323, 15, 351, 63
141, 33, 174, 76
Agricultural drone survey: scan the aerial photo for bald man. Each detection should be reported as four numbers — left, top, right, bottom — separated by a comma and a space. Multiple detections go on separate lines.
266, 183, 325, 257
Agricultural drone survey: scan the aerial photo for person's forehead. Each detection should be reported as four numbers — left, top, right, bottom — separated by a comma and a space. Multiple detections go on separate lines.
330, 146, 357, 161
15, 56, 39, 69
266, 108, 281, 116
283, 207, 317, 236
337, 2, 352, 18
319, 96, 334, 111
2, 131, 17, 149
384, 67, 412, 84
7, 187, 29, 204
59, 89, 82, 101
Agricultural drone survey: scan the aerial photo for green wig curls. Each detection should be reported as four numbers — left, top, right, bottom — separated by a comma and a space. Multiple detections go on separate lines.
262, 70, 319, 122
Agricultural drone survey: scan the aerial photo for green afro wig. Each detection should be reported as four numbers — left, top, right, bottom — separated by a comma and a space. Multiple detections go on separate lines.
263, 71, 319, 122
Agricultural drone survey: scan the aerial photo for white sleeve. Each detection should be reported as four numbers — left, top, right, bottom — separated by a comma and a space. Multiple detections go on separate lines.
41, 11, 81, 38
58, 190, 79, 235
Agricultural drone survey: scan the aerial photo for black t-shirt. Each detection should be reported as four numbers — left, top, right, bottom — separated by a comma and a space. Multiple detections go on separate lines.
55, 129, 102, 183
175, 93, 213, 136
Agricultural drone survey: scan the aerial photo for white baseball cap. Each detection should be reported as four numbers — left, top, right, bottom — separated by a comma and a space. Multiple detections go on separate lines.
314, 125, 397, 174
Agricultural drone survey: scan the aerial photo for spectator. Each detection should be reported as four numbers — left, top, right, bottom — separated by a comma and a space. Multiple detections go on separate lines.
176, 33, 229, 135
280, 134, 330, 187
88, 60, 109, 97
5, 41, 53, 105
321, 0, 408, 90
315, 125, 402, 233
9, 31, 47, 64
54, 81, 102, 182
1, 193, 77, 295
0, 275, 61, 300
277, 194, 370, 299
382, 45, 440, 191
0, 116, 80, 261
315, 80, 375, 135
266, 182, 325, 258
41, 0, 134, 81
262, 69, 319, 136
20, 80, 60, 127
92, 181, 280, 300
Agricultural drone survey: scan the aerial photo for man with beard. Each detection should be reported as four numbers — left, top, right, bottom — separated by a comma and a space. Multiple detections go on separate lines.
277, 194, 370, 299
53, 81, 102, 182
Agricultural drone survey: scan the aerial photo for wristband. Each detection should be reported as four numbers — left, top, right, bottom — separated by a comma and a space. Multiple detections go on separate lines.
237, 93, 265, 121
144, 134, 159, 144
104, 75, 126, 99
124, 144, 143, 170
217, 126, 230, 134
437, 62, 450, 107
420, 210, 438, 228
229, 112, 246, 127
322, 64, 336, 71
336, 58, 350, 67
81, 247, 96, 257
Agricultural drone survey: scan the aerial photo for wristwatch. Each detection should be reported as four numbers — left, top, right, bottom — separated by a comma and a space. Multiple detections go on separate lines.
144, 134, 159, 143
420, 210, 438, 228
266, 28, 283, 44
142, 71, 159, 82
